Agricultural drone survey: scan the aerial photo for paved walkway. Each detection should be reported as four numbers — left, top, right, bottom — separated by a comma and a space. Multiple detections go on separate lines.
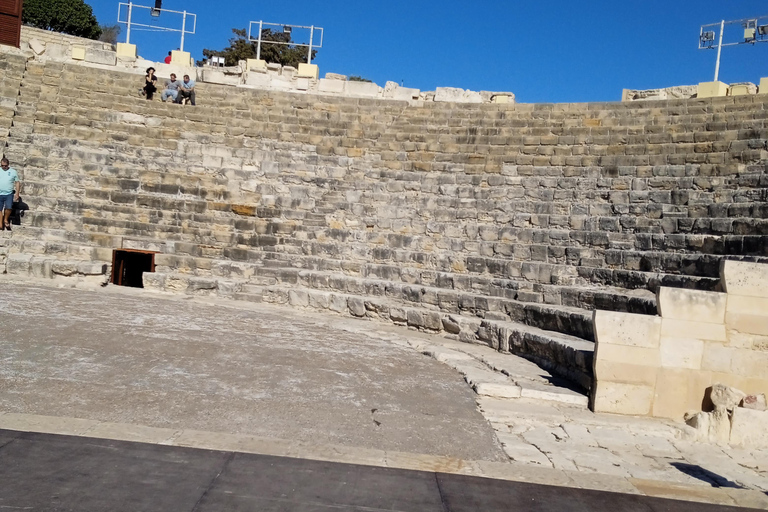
0, 280, 767, 509
0, 429, 754, 511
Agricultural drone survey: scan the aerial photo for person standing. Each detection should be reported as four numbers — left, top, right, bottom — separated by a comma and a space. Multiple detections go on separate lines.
0, 157, 20, 231
174, 74, 196, 105
164, 51, 172, 64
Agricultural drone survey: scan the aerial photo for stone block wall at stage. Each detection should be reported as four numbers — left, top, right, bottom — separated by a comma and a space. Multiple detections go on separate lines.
1, 55, 766, 393
592, 260, 768, 420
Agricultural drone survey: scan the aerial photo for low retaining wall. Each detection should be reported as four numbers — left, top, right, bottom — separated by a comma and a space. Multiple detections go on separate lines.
592, 260, 768, 420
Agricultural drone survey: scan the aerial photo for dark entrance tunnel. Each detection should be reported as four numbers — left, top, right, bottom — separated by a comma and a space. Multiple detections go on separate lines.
111, 250, 155, 288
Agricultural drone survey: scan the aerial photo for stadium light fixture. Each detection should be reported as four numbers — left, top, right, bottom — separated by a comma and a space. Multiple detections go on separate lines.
699, 14, 768, 81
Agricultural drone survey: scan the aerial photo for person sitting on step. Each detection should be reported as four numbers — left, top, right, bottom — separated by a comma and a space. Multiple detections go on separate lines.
174, 74, 196, 106
161, 73, 182, 103
142, 67, 157, 100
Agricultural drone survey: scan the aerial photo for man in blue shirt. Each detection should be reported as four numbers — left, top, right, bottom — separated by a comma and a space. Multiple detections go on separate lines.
174, 74, 196, 106
0, 157, 20, 231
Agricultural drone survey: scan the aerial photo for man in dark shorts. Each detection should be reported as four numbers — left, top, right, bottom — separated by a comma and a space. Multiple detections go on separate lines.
0, 157, 20, 231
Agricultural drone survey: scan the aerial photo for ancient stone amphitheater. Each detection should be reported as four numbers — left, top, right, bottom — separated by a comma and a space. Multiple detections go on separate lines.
1, 53, 766, 397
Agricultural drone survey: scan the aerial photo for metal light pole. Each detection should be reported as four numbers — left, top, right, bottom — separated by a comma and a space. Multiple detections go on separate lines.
714, 20, 724, 81
699, 14, 768, 82
256, 20, 263, 60
180, 10, 186, 51
307, 25, 314, 64
125, 2, 132, 44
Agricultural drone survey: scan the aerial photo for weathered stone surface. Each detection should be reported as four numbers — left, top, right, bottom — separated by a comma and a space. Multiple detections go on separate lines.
593, 311, 661, 348
84, 48, 117, 66
434, 87, 483, 103
657, 288, 726, 324
622, 85, 697, 101
730, 407, 768, 448
28, 39, 45, 55
710, 383, 747, 412
723, 260, 768, 299
742, 394, 767, 411
345, 81, 380, 98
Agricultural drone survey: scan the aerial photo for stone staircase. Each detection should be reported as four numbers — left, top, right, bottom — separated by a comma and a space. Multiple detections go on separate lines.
2, 56, 767, 394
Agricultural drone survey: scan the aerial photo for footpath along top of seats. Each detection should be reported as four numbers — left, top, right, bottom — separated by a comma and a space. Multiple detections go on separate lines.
14, 25, 514, 105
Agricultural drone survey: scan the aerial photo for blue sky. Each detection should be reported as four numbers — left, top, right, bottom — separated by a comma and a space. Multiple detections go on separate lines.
86, 0, 768, 103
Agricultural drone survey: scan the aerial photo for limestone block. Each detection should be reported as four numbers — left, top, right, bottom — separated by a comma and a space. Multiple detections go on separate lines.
345, 81, 380, 98
318, 78, 345, 94
29, 257, 53, 279
434, 87, 483, 103
697, 81, 728, 98
725, 312, 768, 337
142, 273, 165, 290
661, 318, 726, 342
474, 382, 522, 399
652, 368, 712, 420
760, 77, 768, 94
85, 48, 117, 66
329, 294, 347, 313
245, 72, 271, 87
297, 63, 318, 79
165, 275, 190, 293
710, 409, 732, 444
491, 94, 512, 104
710, 383, 746, 412
289, 290, 309, 307
722, 260, 768, 298
701, 342, 734, 372
593, 310, 661, 348
116, 43, 136, 58
325, 73, 346, 80
659, 337, 704, 370
296, 77, 310, 91
76, 262, 107, 276
282, 66, 296, 79
742, 394, 767, 411
170, 50, 191, 66
28, 39, 45, 55
657, 288, 726, 323
731, 349, 768, 380
266, 63, 281, 75
348, 297, 365, 317
5, 254, 33, 275
200, 67, 242, 86
730, 407, 768, 448
592, 361, 658, 385
729, 82, 757, 96
246, 59, 266, 72
684, 411, 711, 442
591, 381, 654, 415
383, 81, 420, 100
71, 46, 86, 60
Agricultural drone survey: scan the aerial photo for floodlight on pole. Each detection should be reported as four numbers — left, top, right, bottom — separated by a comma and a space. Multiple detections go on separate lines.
699, 14, 768, 82
248, 21, 324, 65
117, 2, 197, 52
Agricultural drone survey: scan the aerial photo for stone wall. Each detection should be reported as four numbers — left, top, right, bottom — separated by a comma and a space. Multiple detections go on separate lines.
592, 260, 768, 420
21, 26, 112, 51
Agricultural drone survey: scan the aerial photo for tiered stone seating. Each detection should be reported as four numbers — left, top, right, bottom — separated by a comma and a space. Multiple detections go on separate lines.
0, 53, 26, 145
3, 57, 767, 392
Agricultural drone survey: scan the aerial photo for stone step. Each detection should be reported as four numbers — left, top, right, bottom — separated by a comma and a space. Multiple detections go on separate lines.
142, 270, 595, 390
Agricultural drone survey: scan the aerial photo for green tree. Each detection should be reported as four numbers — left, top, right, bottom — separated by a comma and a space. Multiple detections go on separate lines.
98, 24, 121, 45
199, 28, 317, 68
348, 76, 372, 83
22, 0, 101, 40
